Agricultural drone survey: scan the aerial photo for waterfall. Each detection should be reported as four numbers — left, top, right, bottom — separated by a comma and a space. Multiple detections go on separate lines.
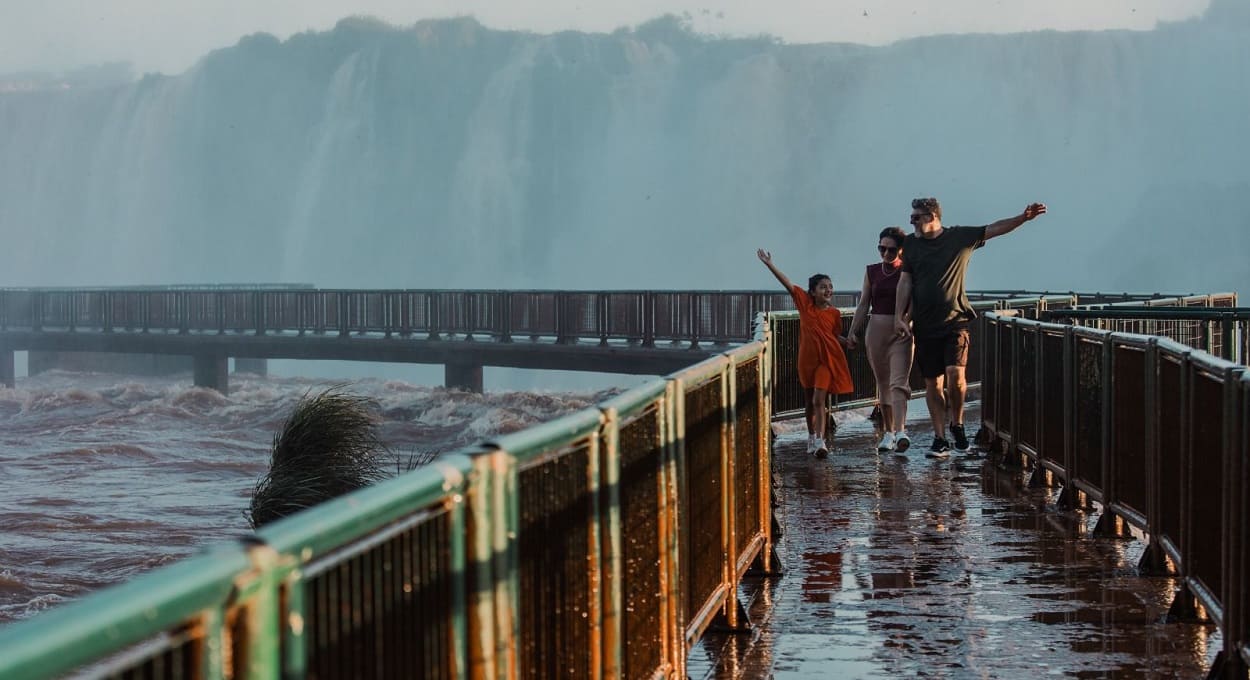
0, 11, 1246, 294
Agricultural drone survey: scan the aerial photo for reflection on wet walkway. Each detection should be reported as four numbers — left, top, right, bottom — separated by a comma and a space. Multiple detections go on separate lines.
689, 406, 1219, 678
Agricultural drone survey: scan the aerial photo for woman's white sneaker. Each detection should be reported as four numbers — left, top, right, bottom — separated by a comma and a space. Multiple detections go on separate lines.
877, 431, 896, 452
806, 435, 817, 455
894, 431, 911, 452
814, 438, 829, 459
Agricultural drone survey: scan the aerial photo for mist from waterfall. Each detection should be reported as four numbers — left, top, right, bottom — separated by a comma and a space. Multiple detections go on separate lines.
0, 4, 1247, 296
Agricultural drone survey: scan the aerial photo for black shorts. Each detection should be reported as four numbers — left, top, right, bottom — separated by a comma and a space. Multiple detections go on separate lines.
914, 327, 970, 379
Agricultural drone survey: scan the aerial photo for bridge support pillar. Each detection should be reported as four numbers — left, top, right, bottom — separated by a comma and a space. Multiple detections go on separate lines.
234, 358, 268, 376
445, 362, 483, 393
193, 354, 229, 395
0, 350, 13, 388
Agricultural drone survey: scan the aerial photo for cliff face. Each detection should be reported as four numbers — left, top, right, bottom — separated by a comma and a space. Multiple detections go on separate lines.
1, 11, 1246, 292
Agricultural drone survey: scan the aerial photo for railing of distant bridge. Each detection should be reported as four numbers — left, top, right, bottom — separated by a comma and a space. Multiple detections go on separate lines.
0, 289, 826, 347
979, 292, 1249, 678
3, 288, 1172, 349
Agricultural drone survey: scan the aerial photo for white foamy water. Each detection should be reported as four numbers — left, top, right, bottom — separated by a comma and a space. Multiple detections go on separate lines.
0, 370, 618, 623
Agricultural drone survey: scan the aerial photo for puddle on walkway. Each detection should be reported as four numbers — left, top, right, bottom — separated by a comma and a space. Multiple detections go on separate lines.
689, 408, 1220, 678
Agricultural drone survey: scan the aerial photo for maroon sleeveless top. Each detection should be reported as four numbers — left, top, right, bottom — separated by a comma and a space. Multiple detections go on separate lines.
866, 262, 903, 315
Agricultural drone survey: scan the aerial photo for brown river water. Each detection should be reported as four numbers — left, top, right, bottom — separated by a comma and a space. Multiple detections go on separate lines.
0, 369, 613, 623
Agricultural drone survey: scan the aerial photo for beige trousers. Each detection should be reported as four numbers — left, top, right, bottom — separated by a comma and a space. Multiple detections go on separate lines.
865, 314, 915, 427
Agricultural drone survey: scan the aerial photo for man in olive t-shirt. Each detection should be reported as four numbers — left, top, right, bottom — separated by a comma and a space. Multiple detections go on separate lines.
894, 197, 1047, 457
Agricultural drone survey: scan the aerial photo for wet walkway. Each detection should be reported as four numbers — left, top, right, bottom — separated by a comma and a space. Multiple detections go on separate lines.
689, 404, 1221, 678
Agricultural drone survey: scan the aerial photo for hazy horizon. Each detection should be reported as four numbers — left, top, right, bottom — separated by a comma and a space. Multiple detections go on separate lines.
2, 0, 1212, 77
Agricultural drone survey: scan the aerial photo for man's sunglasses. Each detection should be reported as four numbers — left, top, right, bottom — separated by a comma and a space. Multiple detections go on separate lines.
878, 246, 899, 255
909, 213, 931, 224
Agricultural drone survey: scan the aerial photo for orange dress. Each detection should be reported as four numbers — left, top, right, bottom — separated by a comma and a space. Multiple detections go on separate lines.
790, 284, 854, 395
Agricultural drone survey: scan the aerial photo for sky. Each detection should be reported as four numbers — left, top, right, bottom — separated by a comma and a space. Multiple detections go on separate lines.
0, 0, 1212, 76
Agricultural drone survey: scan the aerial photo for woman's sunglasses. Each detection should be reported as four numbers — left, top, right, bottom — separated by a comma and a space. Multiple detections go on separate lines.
878, 246, 899, 255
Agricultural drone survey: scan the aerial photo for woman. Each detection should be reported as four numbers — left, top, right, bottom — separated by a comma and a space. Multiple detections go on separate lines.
848, 227, 915, 452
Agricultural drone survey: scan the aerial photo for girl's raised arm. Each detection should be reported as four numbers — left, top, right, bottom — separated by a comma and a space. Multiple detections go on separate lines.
757, 249, 794, 293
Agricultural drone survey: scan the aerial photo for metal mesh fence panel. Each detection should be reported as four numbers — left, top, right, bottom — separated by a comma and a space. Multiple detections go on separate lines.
1074, 338, 1105, 493
982, 321, 998, 426
1040, 330, 1067, 471
770, 318, 803, 417
517, 443, 595, 680
1018, 327, 1039, 453
1112, 345, 1148, 521
734, 359, 762, 559
617, 406, 666, 678
1158, 354, 1185, 544
683, 378, 726, 631
999, 323, 1017, 440
1189, 370, 1226, 610
303, 509, 455, 680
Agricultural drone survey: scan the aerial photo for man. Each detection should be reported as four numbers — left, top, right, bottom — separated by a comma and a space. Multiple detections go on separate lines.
894, 197, 1047, 457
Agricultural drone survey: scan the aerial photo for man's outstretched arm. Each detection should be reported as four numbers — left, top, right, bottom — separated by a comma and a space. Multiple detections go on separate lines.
984, 203, 1047, 241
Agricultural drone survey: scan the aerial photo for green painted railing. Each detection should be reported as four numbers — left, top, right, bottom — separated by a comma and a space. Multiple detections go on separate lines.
0, 319, 776, 679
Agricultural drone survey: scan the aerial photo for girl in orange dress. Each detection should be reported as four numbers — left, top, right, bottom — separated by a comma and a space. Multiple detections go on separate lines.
757, 249, 854, 458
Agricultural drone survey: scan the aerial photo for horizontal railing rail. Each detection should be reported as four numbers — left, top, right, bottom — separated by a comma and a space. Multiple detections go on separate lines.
972, 290, 1197, 303
1044, 294, 1244, 362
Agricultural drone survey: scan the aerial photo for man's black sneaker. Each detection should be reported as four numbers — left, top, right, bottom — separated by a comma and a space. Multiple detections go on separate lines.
950, 424, 970, 452
927, 437, 951, 459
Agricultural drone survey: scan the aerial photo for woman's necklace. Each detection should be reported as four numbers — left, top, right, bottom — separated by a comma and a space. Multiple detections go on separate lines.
880, 261, 900, 277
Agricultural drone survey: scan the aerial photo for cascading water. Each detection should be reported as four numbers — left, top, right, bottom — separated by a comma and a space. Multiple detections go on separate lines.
0, 6, 1246, 292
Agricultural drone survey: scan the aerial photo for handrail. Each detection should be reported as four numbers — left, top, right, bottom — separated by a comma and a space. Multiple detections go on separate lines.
1048, 308, 1250, 319
0, 544, 252, 679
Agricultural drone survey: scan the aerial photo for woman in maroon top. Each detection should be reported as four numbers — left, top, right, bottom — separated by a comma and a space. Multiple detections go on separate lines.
848, 227, 915, 452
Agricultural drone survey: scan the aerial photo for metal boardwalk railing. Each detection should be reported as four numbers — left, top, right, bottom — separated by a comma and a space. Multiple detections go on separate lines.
0, 289, 1246, 679
0, 316, 778, 680
977, 292, 1250, 679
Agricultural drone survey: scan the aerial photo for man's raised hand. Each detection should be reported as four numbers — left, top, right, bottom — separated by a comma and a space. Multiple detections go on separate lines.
1023, 203, 1047, 221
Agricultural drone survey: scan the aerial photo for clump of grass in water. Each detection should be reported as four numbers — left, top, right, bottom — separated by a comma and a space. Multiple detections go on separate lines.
248, 386, 395, 529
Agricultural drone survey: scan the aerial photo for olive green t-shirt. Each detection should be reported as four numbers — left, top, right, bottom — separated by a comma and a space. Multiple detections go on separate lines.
901, 226, 986, 338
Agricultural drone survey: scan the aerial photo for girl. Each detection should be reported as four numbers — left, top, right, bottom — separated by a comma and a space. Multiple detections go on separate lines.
847, 227, 915, 452
757, 249, 854, 458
